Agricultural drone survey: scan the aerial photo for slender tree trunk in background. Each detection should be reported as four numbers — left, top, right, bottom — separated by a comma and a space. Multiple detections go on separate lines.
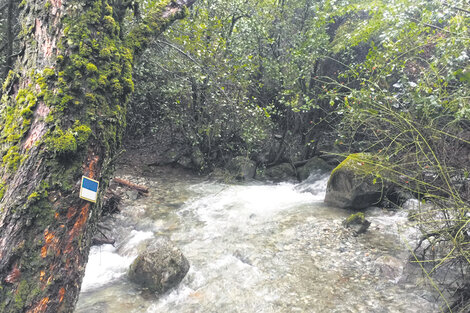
0, 0, 195, 312
3, 0, 15, 77
1, 0, 19, 80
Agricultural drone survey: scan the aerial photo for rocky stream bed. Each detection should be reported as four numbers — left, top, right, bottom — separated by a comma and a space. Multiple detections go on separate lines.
75, 165, 442, 313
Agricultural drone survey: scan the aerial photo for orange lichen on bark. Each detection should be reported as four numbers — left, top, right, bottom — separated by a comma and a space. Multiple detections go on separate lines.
44, 230, 54, 243
65, 203, 90, 253
27, 297, 49, 313
40, 270, 46, 281
58, 287, 66, 303
4, 264, 20, 284
85, 155, 99, 178
41, 229, 59, 258
70, 203, 89, 237
40, 246, 47, 258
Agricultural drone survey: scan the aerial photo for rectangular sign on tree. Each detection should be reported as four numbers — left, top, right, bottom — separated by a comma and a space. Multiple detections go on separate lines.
80, 176, 99, 203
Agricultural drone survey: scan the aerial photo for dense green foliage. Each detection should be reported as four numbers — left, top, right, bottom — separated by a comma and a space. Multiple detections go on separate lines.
128, 0, 356, 167
331, 1, 470, 311
126, 0, 470, 310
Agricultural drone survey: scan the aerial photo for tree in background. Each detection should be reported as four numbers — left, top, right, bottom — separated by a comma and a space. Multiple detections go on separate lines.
0, 1, 196, 312
127, 0, 363, 168
0, 0, 21, 80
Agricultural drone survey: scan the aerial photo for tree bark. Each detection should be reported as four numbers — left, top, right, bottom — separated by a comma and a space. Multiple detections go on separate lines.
0, 0, 196, 312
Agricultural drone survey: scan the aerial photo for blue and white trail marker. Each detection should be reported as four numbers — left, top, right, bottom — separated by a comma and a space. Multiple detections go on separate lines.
80, 176, 99, 203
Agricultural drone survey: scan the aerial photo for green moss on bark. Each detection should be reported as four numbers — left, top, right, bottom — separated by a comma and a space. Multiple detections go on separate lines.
0, 183, 6, 201
2, 146, 24, 171
45, 129, 77, 154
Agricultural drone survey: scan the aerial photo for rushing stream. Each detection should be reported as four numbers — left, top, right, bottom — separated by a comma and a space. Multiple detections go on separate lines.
75, 166, 440, 313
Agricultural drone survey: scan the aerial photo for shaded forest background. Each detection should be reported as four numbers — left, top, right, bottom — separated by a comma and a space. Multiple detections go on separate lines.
0, 0, 469, 311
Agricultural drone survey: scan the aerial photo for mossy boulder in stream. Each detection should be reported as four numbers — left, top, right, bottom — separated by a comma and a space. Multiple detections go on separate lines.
342, 212, 371, 235
325, 153, 387, 209
128, 238, 190, 294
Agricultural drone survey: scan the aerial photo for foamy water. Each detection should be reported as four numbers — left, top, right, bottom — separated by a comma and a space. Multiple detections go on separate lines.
81, 230, 154, 291
76, 171, 439, 313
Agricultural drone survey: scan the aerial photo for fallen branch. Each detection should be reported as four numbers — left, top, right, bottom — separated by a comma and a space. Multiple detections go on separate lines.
113, 177, 150, 195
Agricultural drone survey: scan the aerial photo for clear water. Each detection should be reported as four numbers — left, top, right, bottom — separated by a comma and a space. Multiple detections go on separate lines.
75, 169, 440, 313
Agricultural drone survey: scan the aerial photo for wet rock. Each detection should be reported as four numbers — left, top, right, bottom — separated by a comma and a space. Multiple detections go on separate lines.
126, 189, 139, 201
128, 238, 190, 294
383, 186, 413, 208
374, 255, 404, 282
297, 157, 333, 181
233, 250, 252, 265
342, 212, 371, 235
324, 153, 387, 209
226, 156, 257, 180
177, 156, 192, 169
264, 163, 296, 182
191, 147, 205, 169
403, 198, 420, 210
163, 147, 185, 164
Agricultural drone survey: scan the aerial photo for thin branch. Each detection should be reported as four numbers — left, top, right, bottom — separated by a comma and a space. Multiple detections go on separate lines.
227, 14, 250, 39
443, 2, 470, 15
155, 39, 202, 67
7, 45, 24, 59
409, 17, 461, 36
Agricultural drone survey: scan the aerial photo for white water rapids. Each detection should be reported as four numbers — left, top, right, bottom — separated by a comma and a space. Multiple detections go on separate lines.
75, 168, 440, 313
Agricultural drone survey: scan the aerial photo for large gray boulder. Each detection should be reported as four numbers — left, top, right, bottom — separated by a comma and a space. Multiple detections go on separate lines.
324, 153, 387, 209
226, 156, 257, 180
128, 238, 189, 293
297, 157, 334, 181
264, 163, 296, 182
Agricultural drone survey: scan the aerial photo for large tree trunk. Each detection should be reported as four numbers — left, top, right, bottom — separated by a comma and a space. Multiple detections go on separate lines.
0, 0, 195, 312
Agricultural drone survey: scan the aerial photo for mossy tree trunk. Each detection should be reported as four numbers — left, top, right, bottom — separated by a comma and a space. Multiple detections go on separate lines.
0, 0, 195, 312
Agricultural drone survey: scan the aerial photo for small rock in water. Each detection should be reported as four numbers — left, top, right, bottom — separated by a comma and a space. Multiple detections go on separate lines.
374, 255, 404, 282
342, 212, 371, 236
126, 189, 139, 201
233, 250, 252, 265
